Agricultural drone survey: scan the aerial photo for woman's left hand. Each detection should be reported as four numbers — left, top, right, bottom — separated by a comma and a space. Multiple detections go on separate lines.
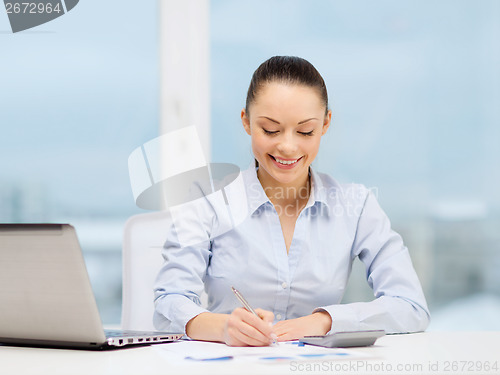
273, 311, 332, 342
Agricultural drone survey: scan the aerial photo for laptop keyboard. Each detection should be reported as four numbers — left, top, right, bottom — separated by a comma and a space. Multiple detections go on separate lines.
104, 329, 168, 337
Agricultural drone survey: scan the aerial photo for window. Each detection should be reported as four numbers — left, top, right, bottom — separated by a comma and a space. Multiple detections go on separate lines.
0, 0, 158, 324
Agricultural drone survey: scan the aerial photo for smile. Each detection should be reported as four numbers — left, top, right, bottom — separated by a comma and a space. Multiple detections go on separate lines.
270, 155, 302, 166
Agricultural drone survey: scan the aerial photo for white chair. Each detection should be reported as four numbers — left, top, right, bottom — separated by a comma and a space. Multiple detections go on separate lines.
121, 211, 172, 331
122, 211, 208, 331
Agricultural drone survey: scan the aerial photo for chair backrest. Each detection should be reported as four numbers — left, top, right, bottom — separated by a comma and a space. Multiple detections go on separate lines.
122, 211, 209, 331
121, 212, 172, 331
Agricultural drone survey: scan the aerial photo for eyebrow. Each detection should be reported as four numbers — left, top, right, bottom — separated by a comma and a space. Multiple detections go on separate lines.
257, 116, 319, 125
298, 118, 318, 124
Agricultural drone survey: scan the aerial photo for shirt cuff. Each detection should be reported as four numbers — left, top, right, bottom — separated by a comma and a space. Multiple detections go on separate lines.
155, 294, 209, 335
313, 304, 361, 334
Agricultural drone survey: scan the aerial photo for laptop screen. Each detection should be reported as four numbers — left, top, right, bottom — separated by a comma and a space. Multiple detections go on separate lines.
0, 224, 106, 344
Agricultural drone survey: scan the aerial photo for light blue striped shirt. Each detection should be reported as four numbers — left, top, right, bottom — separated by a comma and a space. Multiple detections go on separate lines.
154, 164, 430, 334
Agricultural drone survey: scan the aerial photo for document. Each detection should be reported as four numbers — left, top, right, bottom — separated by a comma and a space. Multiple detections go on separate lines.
153, 340, 371, 363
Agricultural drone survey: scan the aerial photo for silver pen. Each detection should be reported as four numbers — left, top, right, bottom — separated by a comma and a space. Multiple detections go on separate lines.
231, 286, 278, 345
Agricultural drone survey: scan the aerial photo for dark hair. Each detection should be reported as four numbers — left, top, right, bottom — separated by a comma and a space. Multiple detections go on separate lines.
245, 56, 329, 116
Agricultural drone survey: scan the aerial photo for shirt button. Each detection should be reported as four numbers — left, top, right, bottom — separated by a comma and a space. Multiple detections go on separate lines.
281, 282, 287, 289
276, 314, 282, 320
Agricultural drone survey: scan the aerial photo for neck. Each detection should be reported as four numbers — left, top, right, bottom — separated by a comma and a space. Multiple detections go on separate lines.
257, 169, 311, 207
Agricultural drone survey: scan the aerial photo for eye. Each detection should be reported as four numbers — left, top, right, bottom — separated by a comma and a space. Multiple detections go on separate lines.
263, 129, 279, 135
298, 130, 314, 136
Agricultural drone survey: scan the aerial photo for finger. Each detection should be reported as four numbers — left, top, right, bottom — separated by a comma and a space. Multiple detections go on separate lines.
225, 327, 252, 347
275, 322, 305, 342
235, 308, 274, 338
276, 331, 295, 342
225, 334, 246, 347
238, 318, 274, 345
272, 320, 289, 335
255, 308, 274, 324
238, 326, 273, 346
230, 309, 273, 345
229, 322, 272, 346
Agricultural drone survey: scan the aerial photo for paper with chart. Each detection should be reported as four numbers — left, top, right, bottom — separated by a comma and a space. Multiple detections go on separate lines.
153, 340, 371, 363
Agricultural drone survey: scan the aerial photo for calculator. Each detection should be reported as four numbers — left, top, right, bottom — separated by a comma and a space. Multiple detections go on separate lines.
299, 330, 385, 348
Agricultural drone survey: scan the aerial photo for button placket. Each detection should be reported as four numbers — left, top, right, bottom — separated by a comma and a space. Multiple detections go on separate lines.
269, 205, 290, 323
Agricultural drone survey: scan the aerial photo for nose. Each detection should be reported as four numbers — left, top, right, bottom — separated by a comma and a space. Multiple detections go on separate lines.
276, 132, 298, 155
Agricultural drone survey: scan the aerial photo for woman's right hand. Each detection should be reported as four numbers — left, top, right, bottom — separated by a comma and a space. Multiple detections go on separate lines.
223, 307, 276, 346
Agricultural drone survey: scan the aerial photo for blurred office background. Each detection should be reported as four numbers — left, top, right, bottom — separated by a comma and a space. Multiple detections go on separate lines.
1, 0, 499, 329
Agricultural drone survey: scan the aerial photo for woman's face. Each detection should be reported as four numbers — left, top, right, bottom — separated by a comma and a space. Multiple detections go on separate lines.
242, 81, 331, 189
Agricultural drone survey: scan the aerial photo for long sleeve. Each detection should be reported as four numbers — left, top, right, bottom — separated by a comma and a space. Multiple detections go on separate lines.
152, 168, 253, 334
314, 189, 430, 334
153, 175, 242, 334
153, 222, 211, 334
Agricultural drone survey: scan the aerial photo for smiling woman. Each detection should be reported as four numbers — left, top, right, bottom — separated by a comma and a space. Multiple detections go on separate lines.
153, 56, 430, 347
241, 83, 329, 254
240, 57, 332, 257
241, 81, 330, 193
241, 57, 331, 217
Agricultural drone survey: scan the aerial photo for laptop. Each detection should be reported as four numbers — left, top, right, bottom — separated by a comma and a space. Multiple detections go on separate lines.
0, 223, 183, 350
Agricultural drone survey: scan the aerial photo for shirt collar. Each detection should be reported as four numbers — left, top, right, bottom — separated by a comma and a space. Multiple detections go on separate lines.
307, 167, 330, 209
242, 163, 330, 216
243, 163, 271, 215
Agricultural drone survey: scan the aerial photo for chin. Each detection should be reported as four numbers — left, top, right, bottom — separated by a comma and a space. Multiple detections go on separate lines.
270, 170, 305, 185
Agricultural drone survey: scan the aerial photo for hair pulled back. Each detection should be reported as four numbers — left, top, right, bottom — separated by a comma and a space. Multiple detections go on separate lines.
245, 56, 329, 115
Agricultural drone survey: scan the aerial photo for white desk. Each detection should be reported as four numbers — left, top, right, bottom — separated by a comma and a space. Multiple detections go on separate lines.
1, 331, 499, 375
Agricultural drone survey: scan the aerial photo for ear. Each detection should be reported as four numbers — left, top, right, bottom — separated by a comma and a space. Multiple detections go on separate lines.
241, 109, 251, 135
321, 110, 332, 136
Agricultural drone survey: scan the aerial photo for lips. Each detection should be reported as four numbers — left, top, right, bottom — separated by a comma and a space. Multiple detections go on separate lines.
269, 154, 303, 168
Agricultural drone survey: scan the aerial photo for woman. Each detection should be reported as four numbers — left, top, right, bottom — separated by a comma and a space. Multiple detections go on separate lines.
154, 56, 430, 347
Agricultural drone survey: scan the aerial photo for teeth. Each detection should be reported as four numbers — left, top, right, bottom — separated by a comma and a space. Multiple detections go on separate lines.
275, 157, 299, 165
